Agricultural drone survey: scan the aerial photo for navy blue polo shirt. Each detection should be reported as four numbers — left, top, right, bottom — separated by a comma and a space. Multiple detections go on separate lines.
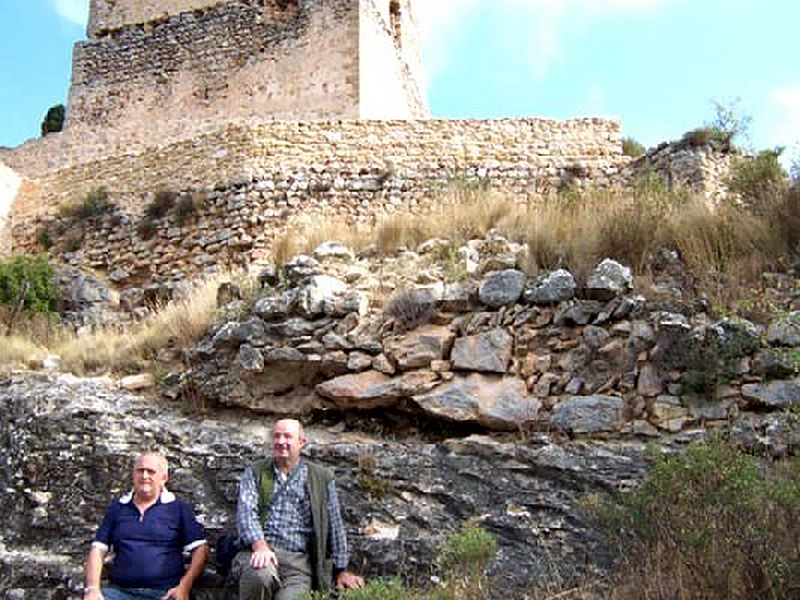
93, 490, 206, 590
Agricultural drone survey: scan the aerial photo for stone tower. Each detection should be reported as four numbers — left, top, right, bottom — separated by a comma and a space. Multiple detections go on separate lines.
65, 0, 428, 139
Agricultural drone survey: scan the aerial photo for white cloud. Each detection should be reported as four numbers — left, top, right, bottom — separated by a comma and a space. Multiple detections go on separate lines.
767, 85, 800, 170
52, 0, 89, 27
418, 0, 672, 84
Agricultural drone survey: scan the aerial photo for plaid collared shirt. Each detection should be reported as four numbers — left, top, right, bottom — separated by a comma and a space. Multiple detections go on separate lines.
236, 460, 349, 570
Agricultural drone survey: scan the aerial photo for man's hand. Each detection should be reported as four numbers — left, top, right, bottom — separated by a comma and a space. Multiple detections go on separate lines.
161, 583, 190, 600
336, 570, 365, 590
83, 588, 103, 600
250, 539, 278, 569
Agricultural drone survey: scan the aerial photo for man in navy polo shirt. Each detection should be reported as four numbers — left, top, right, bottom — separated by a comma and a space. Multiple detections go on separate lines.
83, 452, 209, 600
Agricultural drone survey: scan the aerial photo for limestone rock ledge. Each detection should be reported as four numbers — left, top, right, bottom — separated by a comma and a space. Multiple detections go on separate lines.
0, 372, 652, 598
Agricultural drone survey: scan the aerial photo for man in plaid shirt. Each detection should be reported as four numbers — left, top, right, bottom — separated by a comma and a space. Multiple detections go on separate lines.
234, 419, 364, 599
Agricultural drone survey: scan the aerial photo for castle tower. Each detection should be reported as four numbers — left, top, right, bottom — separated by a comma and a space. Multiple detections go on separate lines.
65, 0, 428, 138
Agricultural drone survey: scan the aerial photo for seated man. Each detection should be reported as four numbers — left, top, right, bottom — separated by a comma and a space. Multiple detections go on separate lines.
235, 418, 364, 600
83, 452, 210, 600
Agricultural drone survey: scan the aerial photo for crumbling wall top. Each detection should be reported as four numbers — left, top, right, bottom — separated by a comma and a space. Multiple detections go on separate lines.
88, 0, 302, 36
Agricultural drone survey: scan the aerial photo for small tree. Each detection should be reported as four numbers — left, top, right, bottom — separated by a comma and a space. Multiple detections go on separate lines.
40, 104, 65, 136
0, 255, 58, 334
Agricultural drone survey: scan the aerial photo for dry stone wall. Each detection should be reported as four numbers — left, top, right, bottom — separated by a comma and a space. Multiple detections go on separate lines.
9, 118, 623, 283
624, 138, 738, 202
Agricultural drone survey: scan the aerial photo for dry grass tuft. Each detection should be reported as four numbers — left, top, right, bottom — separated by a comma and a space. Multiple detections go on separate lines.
0, 335, 48, 368
0, 270, 242, 376
56, 270, 229, 374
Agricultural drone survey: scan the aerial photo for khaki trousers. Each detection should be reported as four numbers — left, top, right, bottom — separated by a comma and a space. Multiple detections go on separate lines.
233, 548, 313, 600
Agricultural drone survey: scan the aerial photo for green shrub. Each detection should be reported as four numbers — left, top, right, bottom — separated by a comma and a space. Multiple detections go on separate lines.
594, 436, 800, 599
728, 148, 788, 215
621, 137, 646, 158
707, 98, 752, 147
59, 187, 113, 220
681, 126, 732, 150
342, 578, 416, 600
136, 218, 159, 240
40, 104, 65, 136
296, 580, 416, 600
437, 521, 497, 599
0, 255, 58, 313
661, 324, 758, 397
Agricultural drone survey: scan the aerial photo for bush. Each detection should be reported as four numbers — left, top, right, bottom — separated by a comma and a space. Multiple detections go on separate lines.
621, 137, 646, 158
436, 521, 498, 599
0, 255, 58, 314
595, 437, 800, 599
728, 148, 788, 215
384, 288, 436, 332
174, 192, 203, 226
40, 104, 65, 136
136, 218, 159, 240
342, 579, 416, 600
144, 189, 178, 220
59, 187, 113, 220
661, 323, 758, 397
297, 579, 416, 600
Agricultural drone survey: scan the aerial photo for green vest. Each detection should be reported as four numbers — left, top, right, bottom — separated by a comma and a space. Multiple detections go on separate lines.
250, 458, 335, 592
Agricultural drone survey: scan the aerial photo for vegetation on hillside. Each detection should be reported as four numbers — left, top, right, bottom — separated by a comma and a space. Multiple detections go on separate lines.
592, 436, 800, 600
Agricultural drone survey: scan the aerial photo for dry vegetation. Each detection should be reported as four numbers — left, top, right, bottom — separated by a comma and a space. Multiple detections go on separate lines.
274, 174, 800, 317
0, 269, 241, 374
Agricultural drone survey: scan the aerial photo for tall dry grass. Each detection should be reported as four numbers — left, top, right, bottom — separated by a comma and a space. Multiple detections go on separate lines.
270, 178, 799, 313
55, 271, 232, 374
0, 270, 241, 375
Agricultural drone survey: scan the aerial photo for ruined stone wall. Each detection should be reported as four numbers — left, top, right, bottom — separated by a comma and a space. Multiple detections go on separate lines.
68, 0, 362, 136
623, 139, 737, 203
88, 0, 229, 34
9, 117, 623, 281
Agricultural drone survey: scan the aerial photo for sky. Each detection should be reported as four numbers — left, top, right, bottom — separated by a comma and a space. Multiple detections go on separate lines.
1, 0, 799, 167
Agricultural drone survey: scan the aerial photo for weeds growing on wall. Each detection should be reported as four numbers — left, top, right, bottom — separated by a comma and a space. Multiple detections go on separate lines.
58, 187, 114, 220
621, 137, 646, 157
592, 436, 800, 599
269, 172, 800, 315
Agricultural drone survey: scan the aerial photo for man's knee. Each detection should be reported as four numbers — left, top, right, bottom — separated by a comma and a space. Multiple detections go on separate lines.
234, 552, 278, 599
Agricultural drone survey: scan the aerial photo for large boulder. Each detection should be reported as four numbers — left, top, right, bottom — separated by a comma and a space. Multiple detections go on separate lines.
413, 374, 540, 430
451, 328, 513, 373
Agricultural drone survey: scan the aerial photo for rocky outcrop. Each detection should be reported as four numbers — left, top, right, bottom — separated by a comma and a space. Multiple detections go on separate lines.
3, 371, 799, 598
0, 373, 649, 598
181, 240, 800, 438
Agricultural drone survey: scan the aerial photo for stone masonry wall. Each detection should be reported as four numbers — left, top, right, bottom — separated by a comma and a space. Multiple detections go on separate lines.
88, 0, 229, 34
9, 117, 623, 283
68, 0, 362, 136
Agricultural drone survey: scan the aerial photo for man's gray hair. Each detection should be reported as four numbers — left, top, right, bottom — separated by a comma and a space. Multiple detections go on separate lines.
133, 451, 169, 474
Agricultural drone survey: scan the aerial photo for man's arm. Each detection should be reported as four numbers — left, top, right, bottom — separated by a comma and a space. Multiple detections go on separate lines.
83, 543, 107, 600
236, 465, 277, 569
327, 480, 364, 590
162, 544, 209, 600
